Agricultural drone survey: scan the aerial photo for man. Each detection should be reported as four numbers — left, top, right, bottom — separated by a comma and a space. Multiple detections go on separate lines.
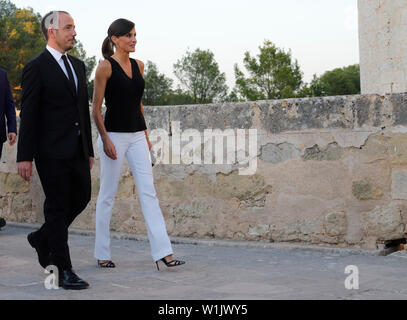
0, 68, 17, 230
17, 11, 94, 290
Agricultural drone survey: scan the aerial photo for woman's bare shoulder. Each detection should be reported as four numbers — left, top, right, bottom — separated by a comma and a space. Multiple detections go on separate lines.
135, 59, 144, 67
96, 59, 112, 77
135, 59, 144, 74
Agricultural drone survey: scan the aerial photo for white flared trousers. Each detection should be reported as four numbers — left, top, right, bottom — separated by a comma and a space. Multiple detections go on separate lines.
94, 131, 173, 262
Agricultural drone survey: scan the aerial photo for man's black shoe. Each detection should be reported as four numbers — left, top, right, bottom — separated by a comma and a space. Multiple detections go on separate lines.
58, 269, 89, 290
27, 232, 51, 269
0, 218, 5, 229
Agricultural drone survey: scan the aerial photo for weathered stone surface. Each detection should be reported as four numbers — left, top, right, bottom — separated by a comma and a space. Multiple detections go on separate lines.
258, 96, 357, 134
362, 204, 406, 240
7, 194, 33, 223
271, 218, 323, 243
12, 194, 32, 213
248, 224, 271, 238
359, 134, 389, 163
303, 143, 343, 161
71, 199, 96, 230
352, 179, 383, 200
172, 200, 211, 220
392, 169, 407, 200
324, 212, 347, 236
0, 172, 8, 196
5, 93, 407, 249
392, 94, 407, 125
116, 175, 135, 199
144, 105, 171, 132
355, 96, 371, 127
215, 172, 272, 207
5, 174, 30, 194
91, 177, 100, 197
169, 102, 253, 132
359, 0, 407, 95
388, 134, 407, 165
260, 143, 301, 163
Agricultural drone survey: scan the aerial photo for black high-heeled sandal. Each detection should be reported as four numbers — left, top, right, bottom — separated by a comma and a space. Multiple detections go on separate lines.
155, 258, 185, 270
98, 260, 116, 268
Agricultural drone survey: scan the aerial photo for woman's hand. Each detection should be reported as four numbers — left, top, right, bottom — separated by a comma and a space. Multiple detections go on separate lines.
102, 136, 117, 160
147, 139, 153, 151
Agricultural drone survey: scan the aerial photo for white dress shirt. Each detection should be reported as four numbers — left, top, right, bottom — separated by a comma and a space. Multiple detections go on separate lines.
46, 45, 78, 91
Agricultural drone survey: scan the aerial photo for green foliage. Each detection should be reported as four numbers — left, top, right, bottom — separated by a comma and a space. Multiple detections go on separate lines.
0, 0, 15, 18
0, 0, 96, 106
143, 61, 173, 106
0, 1, 45, 106
174, 48, 228, 104
234, 40, 303, 101
162, 89, 196, 106
301, 64, 360, 97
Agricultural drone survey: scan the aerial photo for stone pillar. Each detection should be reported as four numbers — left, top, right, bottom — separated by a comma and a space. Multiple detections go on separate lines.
358, 0, 407, 94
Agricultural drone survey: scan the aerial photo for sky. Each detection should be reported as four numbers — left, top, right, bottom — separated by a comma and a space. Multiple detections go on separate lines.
11, 0, 359, 90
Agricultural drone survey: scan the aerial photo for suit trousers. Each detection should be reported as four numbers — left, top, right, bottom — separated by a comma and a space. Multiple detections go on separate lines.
34, 137, 91, 271
94, 131, 173, 262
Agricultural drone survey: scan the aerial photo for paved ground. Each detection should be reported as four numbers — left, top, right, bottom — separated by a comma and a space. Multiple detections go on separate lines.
1, 224, 407, 300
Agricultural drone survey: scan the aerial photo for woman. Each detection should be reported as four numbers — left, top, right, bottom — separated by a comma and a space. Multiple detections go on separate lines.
92, 18, 184, 270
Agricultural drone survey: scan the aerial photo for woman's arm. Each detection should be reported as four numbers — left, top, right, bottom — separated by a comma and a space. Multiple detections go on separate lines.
140, 101, 152, 150
91, 60, 117, 160
137, 59, 152, 150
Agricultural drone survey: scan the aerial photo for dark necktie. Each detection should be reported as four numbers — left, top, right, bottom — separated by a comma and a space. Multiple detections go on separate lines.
61, 55, 76, 93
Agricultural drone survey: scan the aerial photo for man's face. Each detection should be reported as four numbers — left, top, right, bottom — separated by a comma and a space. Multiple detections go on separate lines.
51, 13, 77, 52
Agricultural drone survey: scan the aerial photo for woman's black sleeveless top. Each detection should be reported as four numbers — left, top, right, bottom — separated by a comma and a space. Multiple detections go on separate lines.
104, 57, 147, 132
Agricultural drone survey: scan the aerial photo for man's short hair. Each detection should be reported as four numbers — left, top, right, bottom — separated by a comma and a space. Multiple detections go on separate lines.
41, 11, 70, 41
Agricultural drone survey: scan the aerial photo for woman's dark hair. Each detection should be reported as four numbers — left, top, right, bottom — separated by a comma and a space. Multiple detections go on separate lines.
102, 19, 135, 59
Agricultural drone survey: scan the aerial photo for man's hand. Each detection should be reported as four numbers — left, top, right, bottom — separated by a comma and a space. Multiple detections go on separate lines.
17, 161, 33, 182
8, 133, 16, 146
89, 156, 94, 170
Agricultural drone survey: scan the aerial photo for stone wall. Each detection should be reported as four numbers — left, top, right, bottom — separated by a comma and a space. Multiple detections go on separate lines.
3, 93, 407, 249
358, 0, 407, 94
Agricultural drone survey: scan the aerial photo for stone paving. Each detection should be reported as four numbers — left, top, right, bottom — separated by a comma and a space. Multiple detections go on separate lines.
1, 225, 407, 300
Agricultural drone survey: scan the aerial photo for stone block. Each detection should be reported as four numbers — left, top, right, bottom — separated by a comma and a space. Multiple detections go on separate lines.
215, 172, 272, 207
5, 174, 30, 194
392, 169, 407, 200
362, 203, 405, 240
116, 175, 135, 199
325, 212, 347, 236
352, 179, 383, 200
260, 143, 301, 164
248, 224, 270, 237
303, 143, 343, 161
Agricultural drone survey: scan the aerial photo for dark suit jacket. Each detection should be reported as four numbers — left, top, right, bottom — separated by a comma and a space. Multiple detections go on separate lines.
17, 49, 94, 162
0, 69, 17, 143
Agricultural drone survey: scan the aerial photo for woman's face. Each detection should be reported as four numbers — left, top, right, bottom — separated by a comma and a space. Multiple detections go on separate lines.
112, 27, 137, 53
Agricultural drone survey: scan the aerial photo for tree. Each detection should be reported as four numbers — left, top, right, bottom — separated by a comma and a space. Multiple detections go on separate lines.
0, 1, 45, 106
223, 88, 241, 102
173, 48, 228, 104
303, 64, 360, 97
0, 0, 15, 18
234, 40, 303, 101
162, 89, 195, 106
143, 61, 173, 106
0, 1, 96, 106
